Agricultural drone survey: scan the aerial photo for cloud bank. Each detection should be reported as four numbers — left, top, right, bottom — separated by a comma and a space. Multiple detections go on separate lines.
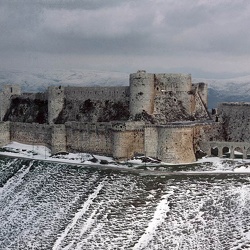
0, 0, 249, 78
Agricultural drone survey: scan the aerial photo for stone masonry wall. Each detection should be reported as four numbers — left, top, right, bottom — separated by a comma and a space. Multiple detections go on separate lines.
193, 122, 223, 155
0, 122, 10, 147
51, 125, 66, 154
218, 103, 250, 142
157, 126, 195, 164
112, 130, 144, 159
144, 126, 158, 158
10, 122, 51, 147
65, 122, 113, 155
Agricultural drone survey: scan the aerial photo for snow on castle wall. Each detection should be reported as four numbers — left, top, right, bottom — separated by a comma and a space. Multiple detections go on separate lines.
65, 122, 113, 155
0, 70, 216, 163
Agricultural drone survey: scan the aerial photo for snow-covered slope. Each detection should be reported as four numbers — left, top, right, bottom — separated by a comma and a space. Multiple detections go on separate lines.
0, 69, 129, 92
1, 69, 250, 108
194, 75, 250, 108
195, 75, 250, 95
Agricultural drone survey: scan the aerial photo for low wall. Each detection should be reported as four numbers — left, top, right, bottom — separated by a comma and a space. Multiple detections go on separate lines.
9, 122, 51, 147
65, 122, 113, 156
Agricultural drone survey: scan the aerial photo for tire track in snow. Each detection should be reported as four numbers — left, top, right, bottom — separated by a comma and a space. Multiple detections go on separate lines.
0, 160, 32, 199
133, 191, 174, 250
52, 178, 107, 250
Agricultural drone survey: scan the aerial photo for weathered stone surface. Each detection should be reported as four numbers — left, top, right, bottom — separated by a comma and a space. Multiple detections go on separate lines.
0, 71, 220, 163
4, 95, 48, 124
218, 103, 250, 142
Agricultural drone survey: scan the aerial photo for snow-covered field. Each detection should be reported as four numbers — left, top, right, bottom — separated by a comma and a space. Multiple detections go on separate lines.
0, 154, 250, 249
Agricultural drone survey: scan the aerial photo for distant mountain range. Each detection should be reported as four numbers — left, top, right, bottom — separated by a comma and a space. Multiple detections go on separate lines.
1, 69, 250, 109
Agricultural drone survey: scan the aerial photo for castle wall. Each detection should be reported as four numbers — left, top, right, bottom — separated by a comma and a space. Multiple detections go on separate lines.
51, 125, 66, 154
0, 71, 214, 164
112, 121, 145, 159
65, 122, 113, 155
154, 73, 193, 115
9, 122, 51, 147
218, 102, 250, 142
157, 126, 195, 164
0, 122, 10, 147
193, 122, 223, 154
112, 131, 144, 160
144, 126, 158, 158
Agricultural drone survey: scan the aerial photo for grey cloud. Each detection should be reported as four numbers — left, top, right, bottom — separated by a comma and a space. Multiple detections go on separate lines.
1, 0, 250, 77
0, 0, 129, 10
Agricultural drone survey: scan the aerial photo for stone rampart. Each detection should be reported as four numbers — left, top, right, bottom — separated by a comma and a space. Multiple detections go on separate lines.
51, 125, 66, 154
144, 126, 158, 158
0, 122, 10, 147
218, 102, 250, 142
112, 130, 144, 160
157, 126, 195, 164
65, 122, 113, 155
9, 122, 51, 147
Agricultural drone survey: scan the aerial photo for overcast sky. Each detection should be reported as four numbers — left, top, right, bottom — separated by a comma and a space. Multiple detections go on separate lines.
0, 0, 250, 78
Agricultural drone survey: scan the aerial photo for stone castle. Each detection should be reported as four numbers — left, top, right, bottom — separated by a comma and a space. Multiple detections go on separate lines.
0, 70, 246, 163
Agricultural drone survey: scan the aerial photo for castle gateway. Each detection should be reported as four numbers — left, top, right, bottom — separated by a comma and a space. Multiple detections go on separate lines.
0, 70, 221, 164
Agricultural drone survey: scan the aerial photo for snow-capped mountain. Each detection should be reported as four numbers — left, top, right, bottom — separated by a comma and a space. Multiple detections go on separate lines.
0, 69, 129, 92
195, 75, 250, 108
1, 69, 250, 108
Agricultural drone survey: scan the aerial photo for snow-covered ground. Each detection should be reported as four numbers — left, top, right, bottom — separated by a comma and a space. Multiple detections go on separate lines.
0, 142, 118, 167
1, 142, 250, 173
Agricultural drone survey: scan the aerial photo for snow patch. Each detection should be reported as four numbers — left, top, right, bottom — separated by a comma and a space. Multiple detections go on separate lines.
133, 191, 174, 250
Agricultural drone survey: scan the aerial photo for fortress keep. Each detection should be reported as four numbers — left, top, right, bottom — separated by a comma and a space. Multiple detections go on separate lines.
0, 70, 231, 163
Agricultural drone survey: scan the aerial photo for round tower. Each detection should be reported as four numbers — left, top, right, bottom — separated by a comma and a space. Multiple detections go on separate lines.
129, 70, 155, 118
